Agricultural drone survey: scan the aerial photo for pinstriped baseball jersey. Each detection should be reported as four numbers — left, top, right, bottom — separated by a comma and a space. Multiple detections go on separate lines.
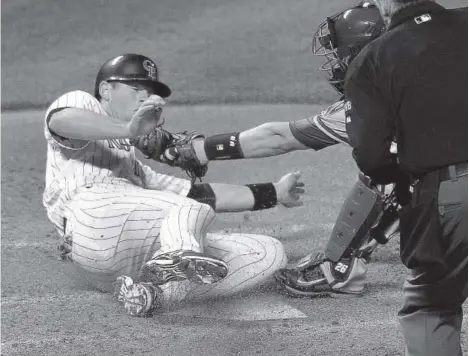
43, 89, 288, 302
42, 90, 191, 235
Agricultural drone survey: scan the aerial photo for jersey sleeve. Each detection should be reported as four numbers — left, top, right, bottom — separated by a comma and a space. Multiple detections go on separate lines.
312, 101, 350, 146
288, 101, 350, 150
44, 90, 105, 150
289, 117, 338, 150
141, 164, 192, 197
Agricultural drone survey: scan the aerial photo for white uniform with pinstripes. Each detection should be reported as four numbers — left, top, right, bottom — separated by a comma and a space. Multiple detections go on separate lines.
43, 90, 287, 303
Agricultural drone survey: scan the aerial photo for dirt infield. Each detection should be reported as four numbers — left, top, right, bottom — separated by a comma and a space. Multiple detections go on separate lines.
2, 0, 467, 109
1, 105, 467, 356
2, 0, 468, 354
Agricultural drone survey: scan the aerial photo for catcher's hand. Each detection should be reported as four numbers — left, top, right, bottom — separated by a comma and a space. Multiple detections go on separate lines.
130, 129, 208, 183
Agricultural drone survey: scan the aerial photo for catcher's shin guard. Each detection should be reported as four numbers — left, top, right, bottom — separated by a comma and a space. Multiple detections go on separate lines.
275, 179, 401, 298
274, 252, 367, 297
325, 173, 385, 262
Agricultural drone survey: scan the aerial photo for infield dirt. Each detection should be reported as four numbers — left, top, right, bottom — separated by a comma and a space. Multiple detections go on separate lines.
2, 0, 468, 355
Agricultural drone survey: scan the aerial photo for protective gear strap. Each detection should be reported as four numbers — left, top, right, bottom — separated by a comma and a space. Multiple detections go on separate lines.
324, 173, 384, 262
369, 207, 400, 244
187, 183, 216, 210
246, 183, 277, 211
204, 133, 244, 160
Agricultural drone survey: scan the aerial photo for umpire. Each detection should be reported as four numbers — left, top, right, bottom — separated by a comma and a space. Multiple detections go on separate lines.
343, 1, 467, 355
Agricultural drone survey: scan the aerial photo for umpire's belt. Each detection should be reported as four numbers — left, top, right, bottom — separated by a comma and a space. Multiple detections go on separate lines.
438, 162, 468, 182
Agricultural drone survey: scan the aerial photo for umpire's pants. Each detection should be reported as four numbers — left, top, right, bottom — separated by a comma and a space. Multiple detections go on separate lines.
399, 169, 467, 356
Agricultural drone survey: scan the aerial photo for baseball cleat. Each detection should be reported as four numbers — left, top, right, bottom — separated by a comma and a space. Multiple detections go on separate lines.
139, 250, 228, 285
274, 266, 332, 298
114, 276, 163, 317
274, 253, 366, 298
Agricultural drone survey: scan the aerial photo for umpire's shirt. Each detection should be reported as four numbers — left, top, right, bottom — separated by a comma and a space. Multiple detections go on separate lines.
344, 2, 467, 185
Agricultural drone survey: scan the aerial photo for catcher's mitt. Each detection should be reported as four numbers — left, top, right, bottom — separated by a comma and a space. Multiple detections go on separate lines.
130, 128, 208, 183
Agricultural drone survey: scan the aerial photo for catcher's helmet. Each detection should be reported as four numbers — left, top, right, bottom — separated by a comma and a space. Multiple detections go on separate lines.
312, 1, 385, 94
94, 54, 171, 99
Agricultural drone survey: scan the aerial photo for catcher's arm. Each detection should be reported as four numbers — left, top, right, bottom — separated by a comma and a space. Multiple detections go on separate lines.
161, 115, 341, 172
156, 122, 310, 176
191, 122, 309, 165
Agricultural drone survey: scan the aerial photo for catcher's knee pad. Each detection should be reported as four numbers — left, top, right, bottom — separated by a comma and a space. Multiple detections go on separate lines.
325, 173, 384, 262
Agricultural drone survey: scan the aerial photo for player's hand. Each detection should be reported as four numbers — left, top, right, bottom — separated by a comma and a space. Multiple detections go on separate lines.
128, 95, 166, 136
274, 171, 305, 208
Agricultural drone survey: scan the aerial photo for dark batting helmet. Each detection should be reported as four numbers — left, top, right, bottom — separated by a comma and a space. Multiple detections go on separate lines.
94, 53, 172, 99
312, 1, 385, 94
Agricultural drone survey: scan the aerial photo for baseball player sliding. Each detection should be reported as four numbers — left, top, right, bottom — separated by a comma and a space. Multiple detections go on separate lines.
42, 53, 305, 317
147, 2, 402, 298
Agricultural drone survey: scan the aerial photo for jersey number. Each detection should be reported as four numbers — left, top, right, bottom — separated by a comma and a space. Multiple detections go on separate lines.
334, 262, 349, 274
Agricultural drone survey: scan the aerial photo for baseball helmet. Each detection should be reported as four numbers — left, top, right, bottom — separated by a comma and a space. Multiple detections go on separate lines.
94, 53, 171, 99
312, 1, 385, 94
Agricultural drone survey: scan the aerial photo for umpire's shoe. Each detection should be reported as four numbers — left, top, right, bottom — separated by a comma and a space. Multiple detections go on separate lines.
139, 250, 228, 286
274, 252, 367, 297
114, 276, 164, 317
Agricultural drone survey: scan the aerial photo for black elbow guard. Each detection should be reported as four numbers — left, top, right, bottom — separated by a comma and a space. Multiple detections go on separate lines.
187, 183, 217, 210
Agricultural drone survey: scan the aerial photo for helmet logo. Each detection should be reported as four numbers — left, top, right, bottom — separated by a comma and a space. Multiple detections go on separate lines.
143, 59, 157, 80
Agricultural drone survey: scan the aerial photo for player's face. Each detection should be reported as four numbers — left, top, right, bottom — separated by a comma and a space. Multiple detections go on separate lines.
108, 81, 157, 121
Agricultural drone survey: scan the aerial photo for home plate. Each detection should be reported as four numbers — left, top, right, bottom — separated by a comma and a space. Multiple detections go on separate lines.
167, 296, 307, 321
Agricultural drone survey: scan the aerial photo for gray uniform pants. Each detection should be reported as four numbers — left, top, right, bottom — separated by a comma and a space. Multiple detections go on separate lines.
399, 174, 467, 356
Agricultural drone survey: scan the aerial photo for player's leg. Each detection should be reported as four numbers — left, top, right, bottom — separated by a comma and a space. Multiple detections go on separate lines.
275, 173, 400, 297
197, 232, 287, 297
66, 183, 224, 291
138, 203, 228, 286
149, 232, 287, 310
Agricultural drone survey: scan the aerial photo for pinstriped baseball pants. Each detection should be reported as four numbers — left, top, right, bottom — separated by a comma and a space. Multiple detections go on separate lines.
63, 183, 287, 303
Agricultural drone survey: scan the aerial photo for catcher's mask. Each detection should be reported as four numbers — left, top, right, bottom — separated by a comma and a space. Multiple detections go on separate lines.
312, 1, 385, 95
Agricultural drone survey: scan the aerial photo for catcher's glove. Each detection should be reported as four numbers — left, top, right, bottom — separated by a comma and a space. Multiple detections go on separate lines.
130, 128, 208, 183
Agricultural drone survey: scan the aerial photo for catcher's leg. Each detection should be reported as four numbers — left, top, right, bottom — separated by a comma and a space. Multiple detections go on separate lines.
275, 174, 400, 297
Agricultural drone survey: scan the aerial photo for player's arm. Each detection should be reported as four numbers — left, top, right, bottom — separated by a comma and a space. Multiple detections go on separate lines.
47, 91, 164, 141
195, 118, 343, 165
163, 114, 340, 171
49, 108, 136, 140
191, 122, 310, 165
187, 172, 304, 213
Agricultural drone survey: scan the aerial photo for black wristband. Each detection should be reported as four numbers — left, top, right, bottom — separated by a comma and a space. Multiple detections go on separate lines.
246, 183, 277, 211
204, 133, 244, 160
